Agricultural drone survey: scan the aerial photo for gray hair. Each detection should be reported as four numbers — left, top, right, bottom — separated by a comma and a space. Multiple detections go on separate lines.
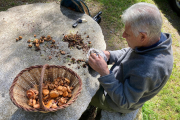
122, 2, 162, 40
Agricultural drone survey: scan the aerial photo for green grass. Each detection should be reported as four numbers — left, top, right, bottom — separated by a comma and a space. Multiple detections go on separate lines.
85, 0, 180, 119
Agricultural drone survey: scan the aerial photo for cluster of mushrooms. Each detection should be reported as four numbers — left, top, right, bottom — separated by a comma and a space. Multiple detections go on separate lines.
63, 33, 91, 53
26, 77, 74, 109
27, 35, 56, 51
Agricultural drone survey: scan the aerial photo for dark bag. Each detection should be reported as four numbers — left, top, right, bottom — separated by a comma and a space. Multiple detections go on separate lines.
61, 0, 91, 16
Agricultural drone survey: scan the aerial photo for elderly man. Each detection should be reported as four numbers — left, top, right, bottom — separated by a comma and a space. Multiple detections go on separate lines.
88, 2, 173, 115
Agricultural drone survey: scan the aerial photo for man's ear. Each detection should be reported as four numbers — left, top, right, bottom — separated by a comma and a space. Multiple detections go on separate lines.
140, 32, 147, 42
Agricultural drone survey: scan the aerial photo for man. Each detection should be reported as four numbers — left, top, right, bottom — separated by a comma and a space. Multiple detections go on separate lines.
88, 2, 173, 114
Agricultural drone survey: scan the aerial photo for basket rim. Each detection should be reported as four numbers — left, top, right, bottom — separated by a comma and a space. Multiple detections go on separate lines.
9, 65, 82, 112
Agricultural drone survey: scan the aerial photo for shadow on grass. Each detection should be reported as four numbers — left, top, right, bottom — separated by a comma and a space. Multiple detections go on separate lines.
0, 0, 58, 11
153, 0, 180, 36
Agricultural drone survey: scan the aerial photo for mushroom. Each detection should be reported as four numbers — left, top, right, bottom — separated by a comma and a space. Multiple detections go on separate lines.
56, 77, 61, 81
42, 89, 49, 96
70, 86, 74, 90
67, 86, 71, 93
60, 50, 65, 55
50, 90, 59, 98
28, 44, 32, 48
42, 83, 48, 89
33, 39, 39, 44
65, 78, 70, 84
57, 86, 63, 91
33, 103, 40, 109
54, 81, 58, 85
60, 97, 67, 104
19, 36, 22, 40
27, 40, 31, 43
27, 99, 33, 106
52, 40, 55, 44
63, 91, 68, 97
31, 88, 39, 96
62, 86, 67, 92
51, 103, 58, 108
31, 99, 40, 108
35, 39, 39, 44
58, 101, 62, 106
26, 89, 35, 99
39, 39, 44, 43
60, 80, 64, 85
44, 38, 47, 41
36, 43, 40, 47
58, 91, 63, 95
32, 99, 36, 105
47, 35, 51, 39
43, 95, 49, 101
48, 84, 54, 90
46, 35, 52, 41
44, 99, 54, 109
41, 36, 45, 39
68, 93, 72, 98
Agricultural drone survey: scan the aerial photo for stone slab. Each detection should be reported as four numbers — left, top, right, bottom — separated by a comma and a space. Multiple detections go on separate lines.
0, 2, 105, 120
101, 109, 140, 120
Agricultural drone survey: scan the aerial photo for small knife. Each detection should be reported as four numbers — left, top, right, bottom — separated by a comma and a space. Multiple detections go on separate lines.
72, 18, 87, 28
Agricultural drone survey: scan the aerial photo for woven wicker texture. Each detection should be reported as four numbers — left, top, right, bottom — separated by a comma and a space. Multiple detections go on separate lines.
9, 64, 82, 112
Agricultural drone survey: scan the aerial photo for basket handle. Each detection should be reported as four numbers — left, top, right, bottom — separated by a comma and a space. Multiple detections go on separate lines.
39, 64, 49, 110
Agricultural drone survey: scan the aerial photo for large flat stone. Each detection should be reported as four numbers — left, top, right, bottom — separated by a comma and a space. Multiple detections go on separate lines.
101, 108, 140, 120
0, 2, 105, 120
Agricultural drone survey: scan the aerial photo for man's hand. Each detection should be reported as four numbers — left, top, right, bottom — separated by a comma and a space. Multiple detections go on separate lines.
88, 53, 110, 76
103, 51, 110, 61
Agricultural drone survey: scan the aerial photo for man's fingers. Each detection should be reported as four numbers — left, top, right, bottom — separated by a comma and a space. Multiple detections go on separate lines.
98, 54, 103, 59
90, 53, 98, 59
89, 55, 95, 63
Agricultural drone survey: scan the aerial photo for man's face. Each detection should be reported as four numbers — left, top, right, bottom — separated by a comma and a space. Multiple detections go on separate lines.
122, 24, 143, 49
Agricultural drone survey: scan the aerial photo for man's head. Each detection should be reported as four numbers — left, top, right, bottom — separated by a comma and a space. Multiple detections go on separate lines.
121, 2, 162, 49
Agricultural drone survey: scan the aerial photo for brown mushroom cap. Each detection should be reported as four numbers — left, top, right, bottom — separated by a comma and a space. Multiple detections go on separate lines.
26, 90, 35, 99
60, 97, 67, 104
33, 103, 40, 109
43, 95, 49, 101
27, 99, 33, 106
63, 91, 68, 97
58, 91, 63, 95
50, 90, 59, 98
68, 93, 72, 98
62, 86, 67, 92
51, 103, 58, 108
31, 89, 39, 96
44, 99, 54, 108
65, 78, 70, 84
42, 89, 49, 96
57, 86, 63, 91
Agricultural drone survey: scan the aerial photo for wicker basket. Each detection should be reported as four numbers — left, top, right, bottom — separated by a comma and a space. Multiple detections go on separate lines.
9, 64, 82, 113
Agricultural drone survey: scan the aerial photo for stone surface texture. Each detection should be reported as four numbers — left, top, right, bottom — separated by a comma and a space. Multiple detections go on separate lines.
0, 2, 105, 120
101, 108, 140, 120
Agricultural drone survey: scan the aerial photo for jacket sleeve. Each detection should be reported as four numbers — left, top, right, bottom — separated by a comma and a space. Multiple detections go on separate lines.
108, 48, 130, 64
98, 72, 149, 111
